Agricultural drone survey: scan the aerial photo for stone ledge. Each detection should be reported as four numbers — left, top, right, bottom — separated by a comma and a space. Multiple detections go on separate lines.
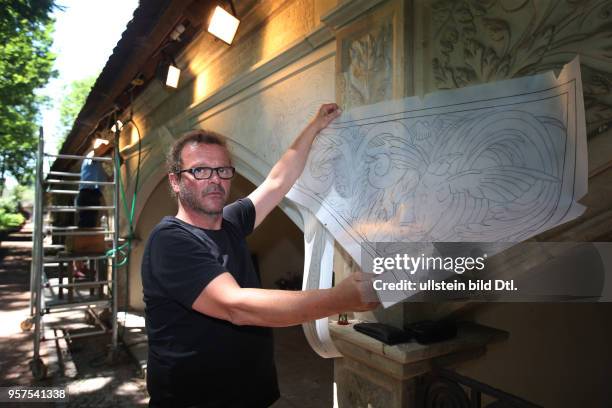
330, 321, 507, 380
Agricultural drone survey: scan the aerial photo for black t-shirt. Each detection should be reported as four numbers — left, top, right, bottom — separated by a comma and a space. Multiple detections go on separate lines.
141, 198, 279, 407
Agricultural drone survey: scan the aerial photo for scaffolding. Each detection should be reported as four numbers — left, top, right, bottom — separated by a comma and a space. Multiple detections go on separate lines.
23, 127, 120, 379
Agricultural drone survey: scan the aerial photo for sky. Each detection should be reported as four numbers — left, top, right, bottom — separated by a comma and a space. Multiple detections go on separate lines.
41, 0, 139, 155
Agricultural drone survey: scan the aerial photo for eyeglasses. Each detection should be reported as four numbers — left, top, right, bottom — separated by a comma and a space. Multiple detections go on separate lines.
175, 166, 235, 180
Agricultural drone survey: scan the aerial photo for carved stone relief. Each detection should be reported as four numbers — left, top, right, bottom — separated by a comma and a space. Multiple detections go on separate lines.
336, 0, 407, 110
341, 21, 393, 108
428, 0, 612, 134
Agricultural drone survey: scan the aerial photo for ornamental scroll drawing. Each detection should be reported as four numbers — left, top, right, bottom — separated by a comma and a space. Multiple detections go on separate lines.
287, 57, 588, 266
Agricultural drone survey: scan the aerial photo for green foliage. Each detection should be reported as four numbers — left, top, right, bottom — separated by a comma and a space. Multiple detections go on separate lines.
11, 184, 33, 203
0, 1, 57, 37
0, 196, 18, 214
0, 184, 30, 232
0, 189, 25, 232
58, 75, 97, 143
0, 208, 25, 231
1, 184, 32, 209
0, 1, 58, 192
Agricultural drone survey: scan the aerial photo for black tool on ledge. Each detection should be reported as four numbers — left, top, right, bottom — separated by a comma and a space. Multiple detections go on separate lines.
353, 322, 412, 345
353, 320, 457, 345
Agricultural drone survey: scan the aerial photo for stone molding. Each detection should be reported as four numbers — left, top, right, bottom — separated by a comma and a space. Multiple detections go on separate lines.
321, 0, 389, 31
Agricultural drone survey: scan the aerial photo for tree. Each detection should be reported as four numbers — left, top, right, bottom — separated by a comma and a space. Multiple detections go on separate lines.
0, 1, 56, 36
0, 1, 57, 195
57, 75, 97, 144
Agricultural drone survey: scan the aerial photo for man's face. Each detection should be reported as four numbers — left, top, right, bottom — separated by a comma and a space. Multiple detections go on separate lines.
172, 143, 232, 216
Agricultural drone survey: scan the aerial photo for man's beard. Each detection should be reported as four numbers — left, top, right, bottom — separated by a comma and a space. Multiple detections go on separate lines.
178, 182, 226, 215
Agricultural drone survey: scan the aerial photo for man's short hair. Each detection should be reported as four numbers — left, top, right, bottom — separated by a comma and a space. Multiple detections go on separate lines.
167, 129, 230, 175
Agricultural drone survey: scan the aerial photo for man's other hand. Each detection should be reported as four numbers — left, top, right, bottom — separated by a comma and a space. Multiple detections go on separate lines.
332, 271, 379, 312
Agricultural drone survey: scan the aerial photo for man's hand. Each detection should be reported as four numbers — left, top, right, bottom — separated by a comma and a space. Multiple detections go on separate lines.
249, 102, 342, 229
310, 103, 342, 133
331, 272, 379, 312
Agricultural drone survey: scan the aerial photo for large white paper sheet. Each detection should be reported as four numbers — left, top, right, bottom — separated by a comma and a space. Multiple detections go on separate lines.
290, 57, 586, 261
300, 210, 341, 358
296, 58, 588, 354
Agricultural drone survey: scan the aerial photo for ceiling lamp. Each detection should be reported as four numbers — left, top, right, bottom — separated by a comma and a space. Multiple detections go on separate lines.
156, 52, 181, 89
93, 138, 110, 148
207, 3, 240, 45
165, 63, 181, 88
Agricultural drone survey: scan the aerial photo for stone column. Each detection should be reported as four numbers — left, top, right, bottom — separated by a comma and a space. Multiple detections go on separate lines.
330, 322, 507, 408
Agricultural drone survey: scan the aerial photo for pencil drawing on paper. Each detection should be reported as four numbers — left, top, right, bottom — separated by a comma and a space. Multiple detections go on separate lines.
300, 108, 567, 245
289, 59, 586, 265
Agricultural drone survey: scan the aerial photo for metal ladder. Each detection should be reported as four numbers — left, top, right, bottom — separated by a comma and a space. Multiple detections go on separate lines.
24, 127, 120, 380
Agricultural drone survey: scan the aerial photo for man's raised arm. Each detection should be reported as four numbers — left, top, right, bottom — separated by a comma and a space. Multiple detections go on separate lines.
248, 103, 341, 229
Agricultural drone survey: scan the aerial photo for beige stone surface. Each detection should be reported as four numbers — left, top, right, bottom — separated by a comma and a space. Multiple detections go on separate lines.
330, 321, 506, 370
331, 320, 505, 407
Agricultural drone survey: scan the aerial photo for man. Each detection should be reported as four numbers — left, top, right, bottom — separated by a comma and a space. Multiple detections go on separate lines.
76, 138, 111, 228
73, 138, 112, 278
141, 103, 378, 407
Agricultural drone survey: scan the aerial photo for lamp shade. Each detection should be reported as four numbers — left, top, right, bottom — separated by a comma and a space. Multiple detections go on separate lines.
166, 64, 181, 88
207, 5, 240, 45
